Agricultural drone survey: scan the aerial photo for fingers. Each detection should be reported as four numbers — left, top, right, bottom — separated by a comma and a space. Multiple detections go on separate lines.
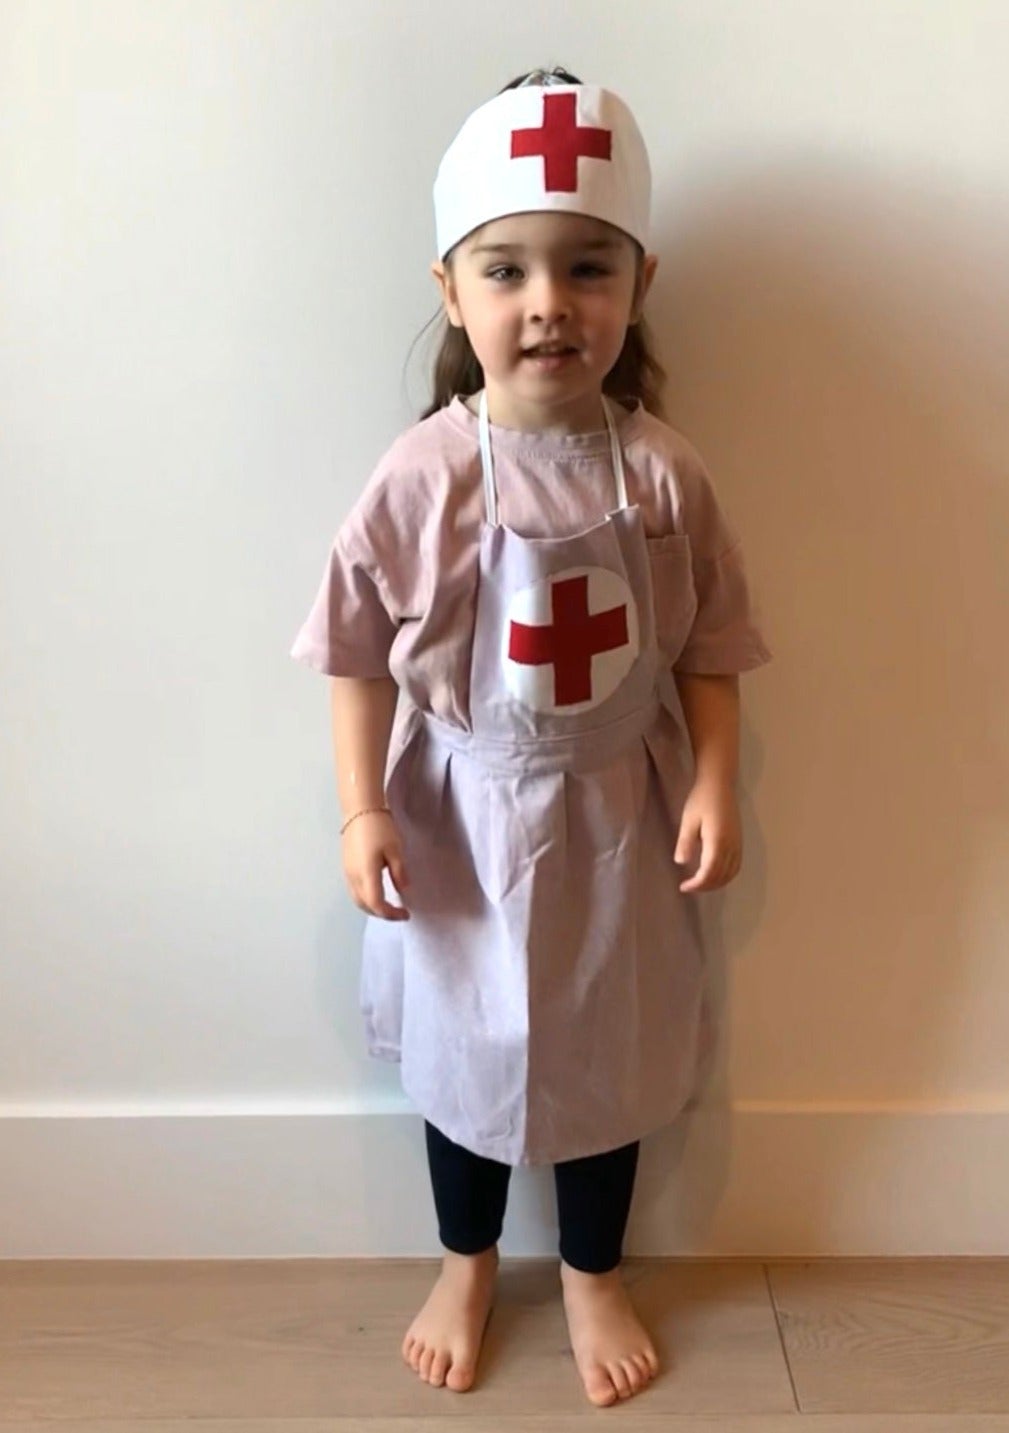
357, 868, 410, 920
349, 849, 411, 921
679, 843, 741, 892
387, 850, 410, 900
675, 815, 703, 889
677, 818, 742, 892
673, 822, 700, 869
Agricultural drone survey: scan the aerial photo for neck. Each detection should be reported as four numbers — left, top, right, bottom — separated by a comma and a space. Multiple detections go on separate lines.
472, 382, 611, 437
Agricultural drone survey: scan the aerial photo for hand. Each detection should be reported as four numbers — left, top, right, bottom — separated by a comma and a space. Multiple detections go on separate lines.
342, 811, 411, 921
674, 776, 742, 893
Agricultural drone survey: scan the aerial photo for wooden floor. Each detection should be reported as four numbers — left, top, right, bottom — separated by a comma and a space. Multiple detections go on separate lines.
2, 1257, 1008, 1430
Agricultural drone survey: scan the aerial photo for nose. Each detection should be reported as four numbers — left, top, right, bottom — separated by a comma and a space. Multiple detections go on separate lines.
528, 272, 572, 325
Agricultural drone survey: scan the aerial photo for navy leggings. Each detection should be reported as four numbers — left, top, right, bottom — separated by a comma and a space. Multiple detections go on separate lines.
424, 1119, 640, 1274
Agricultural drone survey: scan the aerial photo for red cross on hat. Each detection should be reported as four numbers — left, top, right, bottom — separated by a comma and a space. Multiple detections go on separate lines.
433, 83, 651, 261
510, 92, 612, 193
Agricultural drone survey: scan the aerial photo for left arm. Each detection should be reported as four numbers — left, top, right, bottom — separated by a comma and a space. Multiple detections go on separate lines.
672, 672, 742, 892
674, 671, 740, 789
662, 440, 774, 889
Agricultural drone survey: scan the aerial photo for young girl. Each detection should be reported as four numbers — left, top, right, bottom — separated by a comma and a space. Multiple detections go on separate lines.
291, 66, 772, 1407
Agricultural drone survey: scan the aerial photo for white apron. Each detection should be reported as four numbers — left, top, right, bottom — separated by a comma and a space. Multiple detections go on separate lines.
360, 389, 709, 1166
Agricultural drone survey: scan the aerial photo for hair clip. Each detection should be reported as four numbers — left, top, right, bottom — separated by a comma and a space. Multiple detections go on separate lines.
517, 66, 569, 88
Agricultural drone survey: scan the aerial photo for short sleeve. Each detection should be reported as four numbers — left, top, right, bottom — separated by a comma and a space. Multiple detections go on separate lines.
289, 532, 398, 678
672, 443, 773, 676
290, 433, 434, 679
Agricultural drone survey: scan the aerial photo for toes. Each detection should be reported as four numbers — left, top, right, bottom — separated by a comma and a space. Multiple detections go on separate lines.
620, 1356, 645, 1393
428, 1350, 450, 1386
631, 1351, 654, 1381
640, 1348, 659, 1378
446, 1360, 476, 1391
404, 1336, 476, 1391
608, 1360, 633, 1399
584, 1365, 619, 1406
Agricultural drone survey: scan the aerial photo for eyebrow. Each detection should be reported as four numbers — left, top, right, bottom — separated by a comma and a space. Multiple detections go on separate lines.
470, 239, 623, 255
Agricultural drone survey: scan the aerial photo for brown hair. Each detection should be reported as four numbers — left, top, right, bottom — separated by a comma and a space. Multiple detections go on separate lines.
412, 67, 667, 422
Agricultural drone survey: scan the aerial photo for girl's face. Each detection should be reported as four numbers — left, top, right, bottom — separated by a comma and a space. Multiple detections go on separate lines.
431, 211, 658, 433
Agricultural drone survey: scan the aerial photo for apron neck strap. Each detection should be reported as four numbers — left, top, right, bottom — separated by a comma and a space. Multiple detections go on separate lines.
477, 388, 629, 528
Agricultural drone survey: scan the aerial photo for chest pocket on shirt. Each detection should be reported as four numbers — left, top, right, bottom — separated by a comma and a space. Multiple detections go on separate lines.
645, 534, 698, 664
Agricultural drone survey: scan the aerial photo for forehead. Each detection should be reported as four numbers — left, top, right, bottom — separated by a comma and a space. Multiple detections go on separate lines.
463, 210, 631, 256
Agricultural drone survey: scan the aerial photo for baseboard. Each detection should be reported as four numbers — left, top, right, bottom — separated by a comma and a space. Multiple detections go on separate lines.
2, 1098, 1007, 1258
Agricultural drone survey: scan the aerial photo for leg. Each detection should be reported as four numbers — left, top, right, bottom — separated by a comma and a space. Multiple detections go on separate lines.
555, 1136, 638, 1273
402, 1120, 511, 1392
554, 1139, 659, 1406
425, 1116, 512, 1254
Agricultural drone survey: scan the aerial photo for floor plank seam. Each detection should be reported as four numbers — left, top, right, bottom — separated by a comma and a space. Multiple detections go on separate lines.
763, 1260, 802, 1414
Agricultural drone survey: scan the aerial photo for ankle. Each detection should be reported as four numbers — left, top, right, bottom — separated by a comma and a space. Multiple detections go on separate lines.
560, 1257, 622, 1286
443, 1243, 499, 1271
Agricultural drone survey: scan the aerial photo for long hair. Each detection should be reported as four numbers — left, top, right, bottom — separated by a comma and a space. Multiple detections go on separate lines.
413, 66, 667, 422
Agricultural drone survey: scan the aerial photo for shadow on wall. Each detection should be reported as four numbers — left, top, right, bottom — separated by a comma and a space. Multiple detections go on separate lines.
626, 158, 1009, 1250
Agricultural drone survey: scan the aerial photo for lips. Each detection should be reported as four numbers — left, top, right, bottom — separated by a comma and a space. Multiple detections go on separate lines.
523, 345, 578, 356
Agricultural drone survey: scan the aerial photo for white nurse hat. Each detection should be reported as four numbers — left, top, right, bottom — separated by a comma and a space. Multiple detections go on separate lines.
433, 77, 651, 261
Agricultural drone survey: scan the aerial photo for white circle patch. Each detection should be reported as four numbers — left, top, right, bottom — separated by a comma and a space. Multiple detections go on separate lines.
502, 565, 640, 714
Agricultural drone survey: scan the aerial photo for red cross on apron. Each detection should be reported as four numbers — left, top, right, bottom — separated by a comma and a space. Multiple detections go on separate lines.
510, 92, 613, 192
478, 390, 642, 716
509, 572, 629, 706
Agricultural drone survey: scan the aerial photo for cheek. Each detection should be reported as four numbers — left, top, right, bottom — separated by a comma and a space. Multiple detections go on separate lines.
580, 303, 628, 345
470, 312, 506, 344
473, 301, 519, 342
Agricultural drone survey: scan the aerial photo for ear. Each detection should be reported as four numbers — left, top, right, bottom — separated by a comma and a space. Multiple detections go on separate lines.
629, 252, 659, 325
430, 259, 465, 329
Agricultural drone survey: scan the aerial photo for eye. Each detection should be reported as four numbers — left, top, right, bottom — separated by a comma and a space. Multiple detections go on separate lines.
484, 262, 611, 282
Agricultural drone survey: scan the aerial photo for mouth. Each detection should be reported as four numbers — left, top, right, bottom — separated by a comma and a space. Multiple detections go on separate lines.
522, 345, 580, 369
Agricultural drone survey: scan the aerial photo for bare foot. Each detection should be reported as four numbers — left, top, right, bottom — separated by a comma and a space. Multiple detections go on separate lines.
560, 1259, 660, 1406
401, 1245, 499, 1392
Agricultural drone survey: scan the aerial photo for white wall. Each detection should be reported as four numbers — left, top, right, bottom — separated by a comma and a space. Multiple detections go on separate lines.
3, 0, 1008, 1258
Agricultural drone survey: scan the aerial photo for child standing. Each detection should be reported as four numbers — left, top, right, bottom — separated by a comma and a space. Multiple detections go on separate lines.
291, 66, 772, 1406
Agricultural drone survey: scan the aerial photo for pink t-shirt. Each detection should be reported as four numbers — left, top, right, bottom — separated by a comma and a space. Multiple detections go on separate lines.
290, 394, 772, 726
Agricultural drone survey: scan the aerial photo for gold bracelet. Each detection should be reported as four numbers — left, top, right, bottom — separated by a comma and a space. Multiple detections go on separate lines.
340, 805, 391, 836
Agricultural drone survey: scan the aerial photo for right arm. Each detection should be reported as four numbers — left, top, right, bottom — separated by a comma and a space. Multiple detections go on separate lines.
330, 675, 410, 921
